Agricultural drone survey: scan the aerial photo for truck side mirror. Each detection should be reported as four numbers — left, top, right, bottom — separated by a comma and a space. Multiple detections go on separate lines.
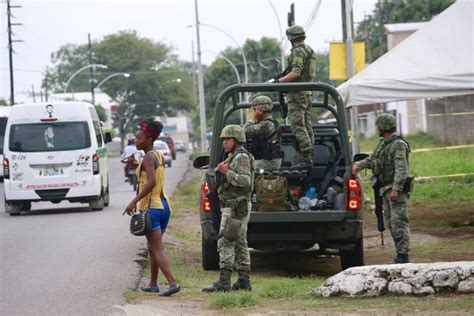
353, 153, 369, 162
104, 132, 112, 144
193, 154, 210, 169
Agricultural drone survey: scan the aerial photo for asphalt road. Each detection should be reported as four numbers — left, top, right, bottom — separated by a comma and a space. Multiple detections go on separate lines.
0, 152, 190, 315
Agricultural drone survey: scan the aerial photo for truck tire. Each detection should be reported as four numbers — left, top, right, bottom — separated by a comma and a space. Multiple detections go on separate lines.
202, 237, 219, 271
104, 183, 110, 207
340, 238, 364, 270
89, 192, 104, 211
5, 200, 22, 216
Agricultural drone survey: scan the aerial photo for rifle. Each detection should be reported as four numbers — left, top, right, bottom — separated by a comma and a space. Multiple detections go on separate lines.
371, 176, 385, 245
267, 65, 292, 119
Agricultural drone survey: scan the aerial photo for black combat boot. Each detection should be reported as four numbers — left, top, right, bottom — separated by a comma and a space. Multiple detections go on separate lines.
202, 269, 232, 292
394, 253, 409, 264
231, 270, 252, 291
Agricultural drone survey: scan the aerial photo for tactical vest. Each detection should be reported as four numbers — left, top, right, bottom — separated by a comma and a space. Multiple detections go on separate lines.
247, 118, 283, 160
217, 147, 255, 200
288, 43, 317, 82
371, 134, 411, 186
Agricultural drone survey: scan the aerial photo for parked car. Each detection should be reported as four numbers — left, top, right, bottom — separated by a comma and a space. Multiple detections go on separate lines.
153, 140, 172, 167
193, 82, 365, 272
175, 140, 187, 152
158, 135, 176, 160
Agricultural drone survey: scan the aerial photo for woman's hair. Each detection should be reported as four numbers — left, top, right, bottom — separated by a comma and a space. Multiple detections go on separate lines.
138, 118, 163, 141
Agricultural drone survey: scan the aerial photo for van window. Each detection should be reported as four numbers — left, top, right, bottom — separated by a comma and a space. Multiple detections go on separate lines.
0, 117, 7, 154
9, 122, 91, 152
93, 121, 103, 147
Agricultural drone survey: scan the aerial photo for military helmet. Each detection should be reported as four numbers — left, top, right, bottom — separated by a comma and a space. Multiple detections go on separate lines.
286, 25, 306, 41
220, 125, 246, 143
376, 113, 397, 131
252, 96, 273, 112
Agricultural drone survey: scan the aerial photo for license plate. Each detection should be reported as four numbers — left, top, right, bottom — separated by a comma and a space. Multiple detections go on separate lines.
39, 167, 64, 176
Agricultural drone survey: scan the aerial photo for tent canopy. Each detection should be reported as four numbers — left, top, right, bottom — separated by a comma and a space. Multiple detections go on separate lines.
337, 0, 474, 108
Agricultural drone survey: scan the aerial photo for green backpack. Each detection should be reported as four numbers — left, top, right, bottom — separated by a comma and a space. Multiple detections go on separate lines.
255, 175, 289, 212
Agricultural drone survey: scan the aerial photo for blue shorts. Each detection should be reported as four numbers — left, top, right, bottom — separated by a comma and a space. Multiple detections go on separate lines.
149, 198, 171, 232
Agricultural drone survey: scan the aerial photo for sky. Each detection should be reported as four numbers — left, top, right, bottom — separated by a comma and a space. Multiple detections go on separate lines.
0, 0, 377, 101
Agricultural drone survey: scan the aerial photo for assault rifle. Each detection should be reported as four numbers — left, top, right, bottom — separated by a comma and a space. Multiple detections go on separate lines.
371, 176, 385, 245
266, 65, 291, 119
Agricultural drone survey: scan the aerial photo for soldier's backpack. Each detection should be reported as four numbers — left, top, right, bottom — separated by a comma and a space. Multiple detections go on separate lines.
255, 175, 288, 212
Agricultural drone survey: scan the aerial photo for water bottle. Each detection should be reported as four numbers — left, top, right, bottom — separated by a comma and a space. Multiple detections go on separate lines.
298, 197, 311, 210
305, 186, 317, 199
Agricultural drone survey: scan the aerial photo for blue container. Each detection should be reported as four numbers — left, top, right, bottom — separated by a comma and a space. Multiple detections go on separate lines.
305, 186, 317, 199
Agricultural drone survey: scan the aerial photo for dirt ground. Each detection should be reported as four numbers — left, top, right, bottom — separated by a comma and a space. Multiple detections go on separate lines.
116, 169, 473, 315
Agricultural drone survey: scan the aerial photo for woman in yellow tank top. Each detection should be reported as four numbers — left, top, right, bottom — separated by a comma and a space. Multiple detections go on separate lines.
123, 118, 180, 297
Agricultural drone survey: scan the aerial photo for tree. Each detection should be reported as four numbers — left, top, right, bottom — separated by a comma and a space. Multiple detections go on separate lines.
0, 98, 8, 106
95, 104, 107, 122
356, 0, 454, 62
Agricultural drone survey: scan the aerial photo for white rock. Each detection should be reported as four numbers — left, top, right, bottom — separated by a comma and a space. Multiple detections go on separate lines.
433, 270, 459, 288
419, 286, 435, 296
457, 278, 474, 293
388, 281, 413, 295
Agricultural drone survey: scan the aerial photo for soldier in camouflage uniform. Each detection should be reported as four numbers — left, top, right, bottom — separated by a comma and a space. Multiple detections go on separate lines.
202, 125, 256, 292
352, 113, 412, 263
275, 25, 317, 168
243, 96, 282, 172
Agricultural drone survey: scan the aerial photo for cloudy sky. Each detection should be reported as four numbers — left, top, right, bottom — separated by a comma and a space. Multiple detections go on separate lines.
0, 0, 377, 101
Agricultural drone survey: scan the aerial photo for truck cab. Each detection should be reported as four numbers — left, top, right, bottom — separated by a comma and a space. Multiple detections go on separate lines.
194, 82, 365, 271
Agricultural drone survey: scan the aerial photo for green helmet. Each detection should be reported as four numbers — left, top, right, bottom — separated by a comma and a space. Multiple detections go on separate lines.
252, 96, 273, 112
220, 125, 246, 143
286, 25, 306, 41
376, 113, 397, 131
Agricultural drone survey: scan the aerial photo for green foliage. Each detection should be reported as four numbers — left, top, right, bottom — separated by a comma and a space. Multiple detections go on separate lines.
355, 0, 454, 62
209, 292, 258, 309
0, 98, 8, 106
103, 128, 116, 139
95, 104, 107, 122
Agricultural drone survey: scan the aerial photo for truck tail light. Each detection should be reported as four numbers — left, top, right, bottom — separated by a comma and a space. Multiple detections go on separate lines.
346, 177, 362, 211
200, 180, 212, 213
92, 154, 100, 175
3, 158, 9, 179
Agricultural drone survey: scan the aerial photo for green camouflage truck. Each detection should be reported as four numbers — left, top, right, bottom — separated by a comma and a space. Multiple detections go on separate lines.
193, 82, 365, 271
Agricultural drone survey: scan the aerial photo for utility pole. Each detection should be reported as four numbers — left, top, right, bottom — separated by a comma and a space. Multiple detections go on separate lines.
7, 0, 22, 105
191, 41, 197, 103
342, 0, 359, 154
88, 33, 96, 106
194, 0, 207, 151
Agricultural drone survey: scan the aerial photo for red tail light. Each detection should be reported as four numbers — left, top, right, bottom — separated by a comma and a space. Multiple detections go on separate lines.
346, 178, 362, 211
200, 180, 212, 213
3, 158, 9, 179
92, 154, 100, 174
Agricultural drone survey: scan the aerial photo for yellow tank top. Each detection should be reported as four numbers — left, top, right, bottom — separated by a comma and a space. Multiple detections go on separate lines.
136, 150, 170, 211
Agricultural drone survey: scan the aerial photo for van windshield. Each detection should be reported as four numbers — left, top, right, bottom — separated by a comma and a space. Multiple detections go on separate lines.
9, 122, 91, 152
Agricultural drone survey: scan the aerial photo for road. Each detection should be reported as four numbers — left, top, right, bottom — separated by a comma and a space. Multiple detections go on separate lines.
0, 153, 190, 315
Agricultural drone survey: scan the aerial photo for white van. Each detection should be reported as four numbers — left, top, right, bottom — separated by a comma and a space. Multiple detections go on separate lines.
3, 102, 112, 215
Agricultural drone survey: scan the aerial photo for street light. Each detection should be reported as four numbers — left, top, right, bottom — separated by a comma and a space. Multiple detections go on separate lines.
63, 64, 108, 98
96, 72, 130, 89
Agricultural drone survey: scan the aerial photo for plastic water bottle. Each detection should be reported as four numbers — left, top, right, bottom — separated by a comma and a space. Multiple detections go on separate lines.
298, 197, 311, 210
305, 186, 317, 199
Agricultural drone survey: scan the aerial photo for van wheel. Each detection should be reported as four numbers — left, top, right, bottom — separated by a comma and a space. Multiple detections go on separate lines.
89, 193, 104, 211
202, 236, 219, 271
104, 184, 110, 207
340, 238, 364, 270
167, 161, 172, 168
21, 201, 32, 211
5, 200, 22, 216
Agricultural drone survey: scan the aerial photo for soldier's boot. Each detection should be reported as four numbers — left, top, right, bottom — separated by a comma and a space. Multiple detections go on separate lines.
231, 270, 252, 291
292, 150, 313, 169
202, 269, 232, 293
394, 253, 409, 264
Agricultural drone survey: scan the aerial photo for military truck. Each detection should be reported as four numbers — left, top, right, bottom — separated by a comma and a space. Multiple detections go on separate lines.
193, 82, 365, 271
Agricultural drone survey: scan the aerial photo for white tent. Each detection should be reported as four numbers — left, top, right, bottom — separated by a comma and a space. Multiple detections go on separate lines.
337, 0, 474, 107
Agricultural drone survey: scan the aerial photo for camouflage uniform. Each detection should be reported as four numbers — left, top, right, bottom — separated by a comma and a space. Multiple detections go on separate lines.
203, 125, 255, 292
356, 114, 411, 260
285, 26, 317, 165
244, 96, 282, 172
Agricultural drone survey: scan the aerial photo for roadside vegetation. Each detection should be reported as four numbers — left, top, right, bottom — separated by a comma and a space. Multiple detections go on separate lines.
126, 135, 473, 313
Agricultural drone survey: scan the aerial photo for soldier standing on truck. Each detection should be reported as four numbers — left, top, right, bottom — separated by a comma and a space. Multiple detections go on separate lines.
243, 96, 282, 173
352, 113, 413, 264
274, 25, 317, 169
202, 125, 255, 292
